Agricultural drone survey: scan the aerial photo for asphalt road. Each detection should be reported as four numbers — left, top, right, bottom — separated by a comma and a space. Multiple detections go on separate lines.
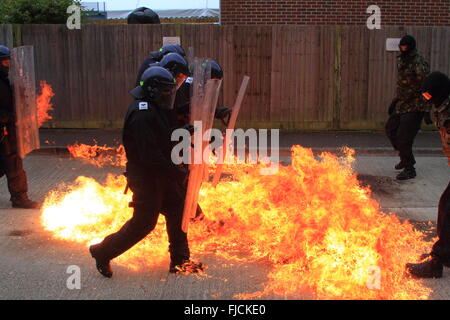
0, 154, 449, 300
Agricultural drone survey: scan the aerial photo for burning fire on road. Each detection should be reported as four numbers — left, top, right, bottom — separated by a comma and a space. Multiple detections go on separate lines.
67, 143, 126, 167
41, 145, 432, 300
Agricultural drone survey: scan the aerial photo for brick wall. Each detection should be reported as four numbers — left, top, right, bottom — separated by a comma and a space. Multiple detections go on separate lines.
220, 0, 450, 26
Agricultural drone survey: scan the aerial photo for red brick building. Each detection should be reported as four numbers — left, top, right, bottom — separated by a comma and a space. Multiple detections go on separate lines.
220, 0, 450, 26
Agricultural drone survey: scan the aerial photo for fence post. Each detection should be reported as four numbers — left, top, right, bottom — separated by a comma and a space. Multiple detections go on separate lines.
12, 24, 22, 47
333, 25, 342, 130
0, 24, 13, 49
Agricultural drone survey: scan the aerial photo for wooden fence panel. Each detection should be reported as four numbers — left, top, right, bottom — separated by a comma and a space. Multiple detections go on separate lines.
366, 27, 402, 128
0, 24, 13, 48
3, 24, 448, 130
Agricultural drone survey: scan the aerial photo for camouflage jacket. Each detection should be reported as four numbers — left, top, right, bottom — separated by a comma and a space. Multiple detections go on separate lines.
395, 51, 431, 113
432, 95, 450, 166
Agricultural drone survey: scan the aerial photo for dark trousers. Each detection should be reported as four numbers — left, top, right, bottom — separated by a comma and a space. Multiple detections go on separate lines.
385, 112, 424, 170
94, 173, 189, 264
432, 181, 450, 264
0, 134, 28, 201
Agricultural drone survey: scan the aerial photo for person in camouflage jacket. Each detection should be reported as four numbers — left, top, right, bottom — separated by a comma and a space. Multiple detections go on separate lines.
395, 50, 431, 114
406, 71, 450, 279
385, 35, 431, 180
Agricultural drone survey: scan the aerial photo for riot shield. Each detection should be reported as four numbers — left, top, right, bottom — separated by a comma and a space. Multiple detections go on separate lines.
10, 46, 39, 159
182, 59, 222, 233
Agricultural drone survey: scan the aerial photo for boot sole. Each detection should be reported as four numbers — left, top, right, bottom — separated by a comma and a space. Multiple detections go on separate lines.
12, 204, 41, 209
89, 245, 113, 278
396, 174, 416, 180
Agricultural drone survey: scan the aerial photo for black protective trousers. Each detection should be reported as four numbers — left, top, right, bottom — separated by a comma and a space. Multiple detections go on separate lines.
0, 133, 28, 201
94, 173, 190, 264
432, 181, 450, 264
385, 112, 424, 170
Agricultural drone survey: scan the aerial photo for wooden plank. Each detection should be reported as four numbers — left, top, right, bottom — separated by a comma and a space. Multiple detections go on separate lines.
366, 26, 402, 123
212, 75, 250, 187
318, 26, 336, 124
332, 26, 342, 129
340, 26, 370, 123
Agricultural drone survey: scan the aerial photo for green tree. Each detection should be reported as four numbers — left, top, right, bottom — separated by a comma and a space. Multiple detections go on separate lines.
0, 0, 83, 24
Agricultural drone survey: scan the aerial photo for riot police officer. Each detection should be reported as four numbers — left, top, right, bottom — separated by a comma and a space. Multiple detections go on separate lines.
158, 52, 191, 90
89, 66, 204, 277
135, 44, 186, 87
0, 45, 40, 209
174, 59, 231, 126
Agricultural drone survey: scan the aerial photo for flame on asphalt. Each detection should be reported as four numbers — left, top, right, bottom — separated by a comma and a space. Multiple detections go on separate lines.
42, 145, 432, 299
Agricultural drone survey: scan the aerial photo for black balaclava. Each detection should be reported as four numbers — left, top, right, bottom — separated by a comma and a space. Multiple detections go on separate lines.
422, 71, 450, 107
399, 35, 417, 57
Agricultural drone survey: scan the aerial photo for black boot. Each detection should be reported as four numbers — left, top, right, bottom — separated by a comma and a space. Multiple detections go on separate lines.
11, 195, 41, 209
395, 162, 405, 170
406, 257, 443, 279
396, 168, 416, 180
169, 259, 205, 274
89, 244, 113, 278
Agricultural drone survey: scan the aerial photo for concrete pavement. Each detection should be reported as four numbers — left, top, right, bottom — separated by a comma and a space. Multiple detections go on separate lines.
0, 153, 449, 300
37, 129, 444, 156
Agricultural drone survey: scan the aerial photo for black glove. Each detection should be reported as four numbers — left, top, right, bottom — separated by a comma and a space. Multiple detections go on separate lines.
171, 124, 195, 135
0, 110, 14, 125
215, 107, 231, 120
423, 112, 433, 125
215, 107, 232, 126
388, 99, 398, 116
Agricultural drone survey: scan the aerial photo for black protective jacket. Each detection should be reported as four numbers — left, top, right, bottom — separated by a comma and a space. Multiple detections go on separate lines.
173, 79, 192, 127
0, 75, 15, 126
122, 98, 186, 182
174, 79, 191, 111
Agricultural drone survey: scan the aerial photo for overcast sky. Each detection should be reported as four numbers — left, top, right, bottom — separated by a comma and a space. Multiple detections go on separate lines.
101, 0, 220, 10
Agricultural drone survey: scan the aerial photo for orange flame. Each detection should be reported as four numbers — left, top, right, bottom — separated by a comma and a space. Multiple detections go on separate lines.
67, 143, 127, 167
36, 80, 55, 127
41, 146, 432, 299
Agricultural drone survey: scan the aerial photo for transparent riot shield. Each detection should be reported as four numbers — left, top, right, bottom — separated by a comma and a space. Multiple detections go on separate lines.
182, 59, 222, 233
10, 46, 39, 159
